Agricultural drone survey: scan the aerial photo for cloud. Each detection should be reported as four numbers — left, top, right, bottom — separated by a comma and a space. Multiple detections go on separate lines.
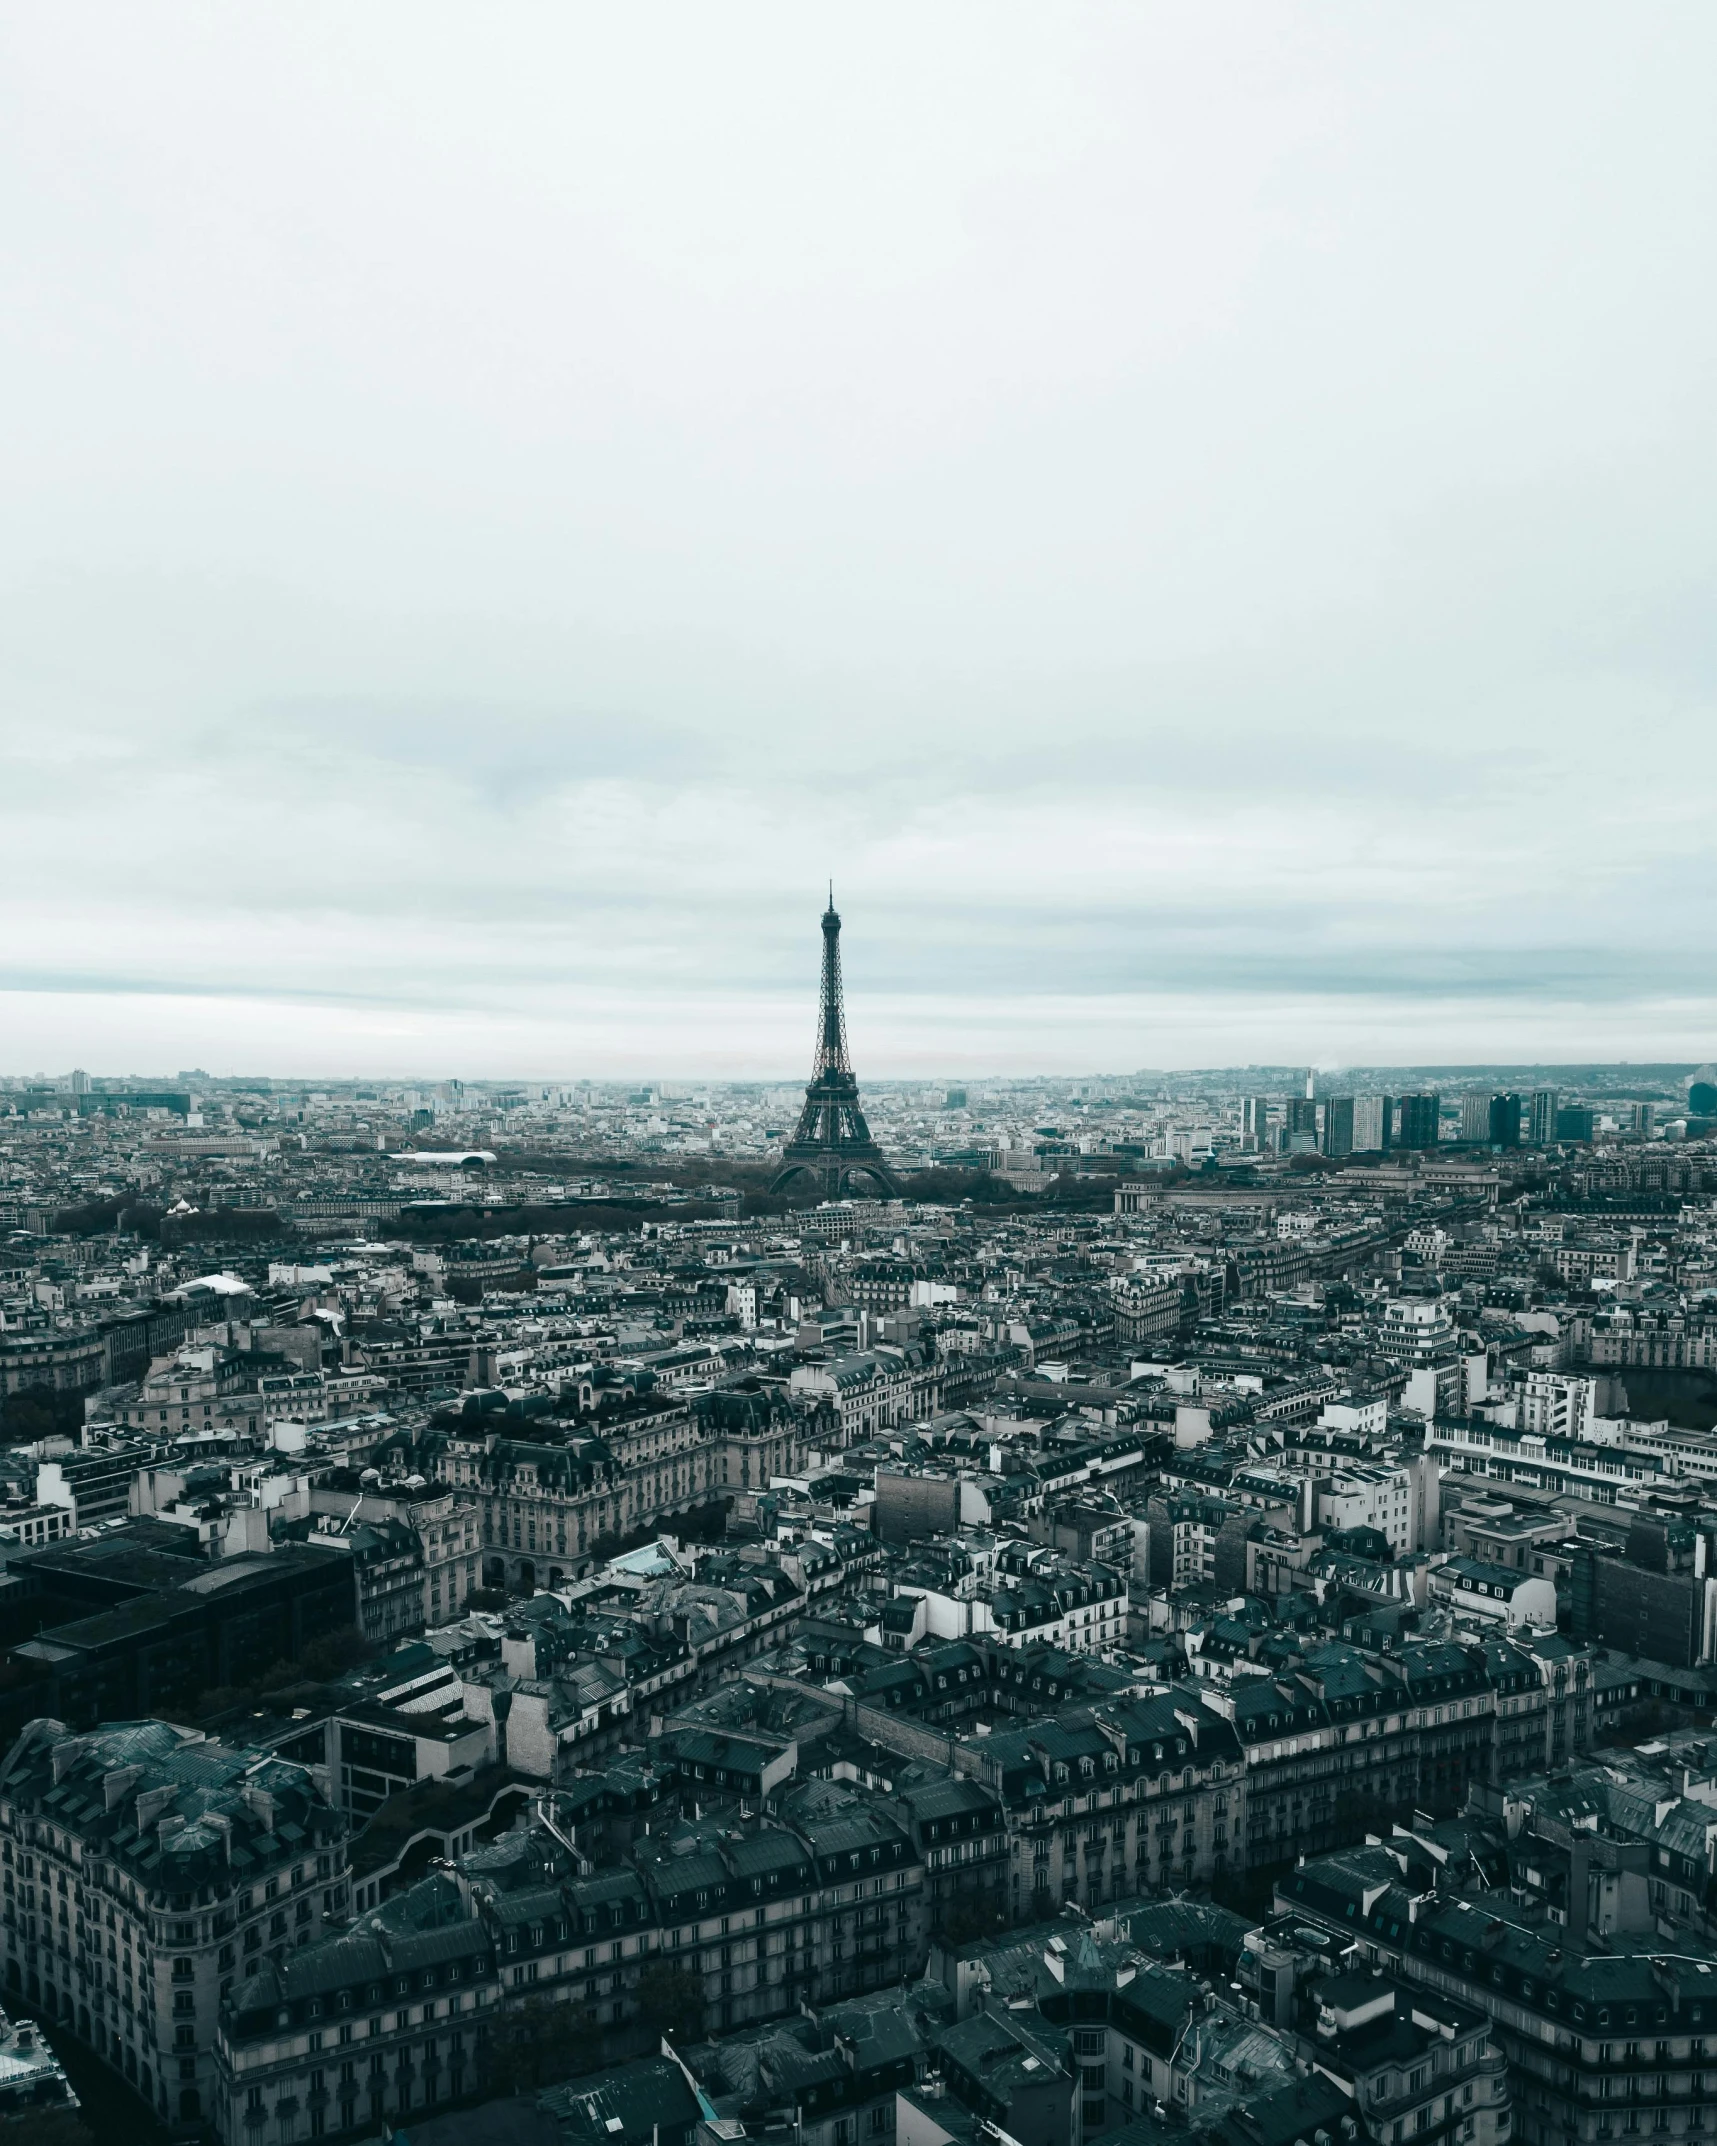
0, 4, 1714, 1074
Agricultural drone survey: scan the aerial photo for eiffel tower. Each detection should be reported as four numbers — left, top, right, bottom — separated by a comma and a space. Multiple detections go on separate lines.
770, 892, 901, 1200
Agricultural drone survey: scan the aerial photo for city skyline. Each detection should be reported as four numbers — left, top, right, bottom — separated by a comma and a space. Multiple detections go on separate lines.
8, 15, 1717, 2144
3, 1055, 1714, 1089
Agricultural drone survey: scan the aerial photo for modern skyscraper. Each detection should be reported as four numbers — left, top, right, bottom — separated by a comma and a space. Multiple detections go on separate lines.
1241, 1096, 1271, 1151
1527, 1087, 1558, 1145
1458, 1092, 1491, 1142
1321, 1096, 1355, 1158
1397, 1093, 1441, 1148
1287, 1096, 1318, 1137
769, 893, 900, 1198
1352, 1095, 1393, 1152
1488, 1093, 1523, 1148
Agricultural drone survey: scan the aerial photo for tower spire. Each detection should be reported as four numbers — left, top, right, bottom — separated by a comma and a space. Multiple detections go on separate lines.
813, 892, 851, 1079
770, 893, 900, 1202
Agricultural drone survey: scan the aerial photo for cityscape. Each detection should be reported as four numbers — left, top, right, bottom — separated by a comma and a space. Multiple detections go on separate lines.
6, 10, 1717, 2146
1, 895, 1717, 2146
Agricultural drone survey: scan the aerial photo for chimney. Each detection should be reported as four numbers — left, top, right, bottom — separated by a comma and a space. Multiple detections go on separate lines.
238, 1784, 276, 1832
1568, 1836, 1592, 1944
103, 1764, 144, 1811
136, 1784, 178, 1830
492, 1686, 513, 1771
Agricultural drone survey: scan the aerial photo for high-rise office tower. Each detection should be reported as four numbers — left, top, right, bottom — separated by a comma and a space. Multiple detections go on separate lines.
1557, 1105, 1595, 1141
1528, 1088, 1558, 1145
1352, 1095, 1393, 1152
1304, 1067, 1316, 1101
1287, 1096, 1318, 1137
1242, 1096, 1271, 1151
1488, 1093, 1523, 1148
1321, 1096, 1355, 1158
1397, 1093, 1441, 1148
1632, 1101, 1656, 1137
1459, 1092, 1491, 1142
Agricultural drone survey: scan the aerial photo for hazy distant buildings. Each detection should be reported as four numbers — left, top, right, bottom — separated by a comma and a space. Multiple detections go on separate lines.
1320, 1095, 1354, 1158
1397, 1092, 1441, 1148
1456, 1091, 1525, 1147
1352, 1093, 1392, 1151
1489, 1092, 1523, 1148
1528, 1087, 1558, 1145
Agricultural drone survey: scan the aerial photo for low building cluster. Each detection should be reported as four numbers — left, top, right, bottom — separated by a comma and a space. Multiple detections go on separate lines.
0, 1063, 1716, 2142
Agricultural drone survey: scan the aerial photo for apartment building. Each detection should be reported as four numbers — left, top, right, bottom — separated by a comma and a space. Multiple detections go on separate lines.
309, 1480, 482, 1628
1315, 1461, 1426, 1555
35, 1439, 153, 1529
1145, 1490, 1253, 1593
1520, 1372, 1598, 1440
1304, 1972, 1511, 2146
1212, 1640, 1511, 1867
437, 1385, 849, 1593
216, 1780, 928, 2144
1281, 1840, 1717, 2146
891, 1544, 1129, 1654
0, 1718, 348, 2132
979, 1689, 1246, 1914
789, 1348, 938, 1443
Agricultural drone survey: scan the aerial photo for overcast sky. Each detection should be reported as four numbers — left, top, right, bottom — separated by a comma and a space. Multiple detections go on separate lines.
3, 7, 1715, 1081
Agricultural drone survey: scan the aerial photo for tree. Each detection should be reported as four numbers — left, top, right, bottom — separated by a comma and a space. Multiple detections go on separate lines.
634, 1961, 706, 2043
0, 1386, 88, 1446
299, 1625, 375, 1681
934, 1894, 1009, 1947
0, 2110, 99, 2146
185, 1623, 375, 1724
482, 1995, 592, 2092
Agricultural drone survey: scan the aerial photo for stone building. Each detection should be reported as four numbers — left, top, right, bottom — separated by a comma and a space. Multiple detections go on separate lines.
435, 1384, 841, 1594
309, 1479, 482, 1628
216, 1776, 929, 2145
0, 1716, 348, 2131
1281, 1838, 1717, 2146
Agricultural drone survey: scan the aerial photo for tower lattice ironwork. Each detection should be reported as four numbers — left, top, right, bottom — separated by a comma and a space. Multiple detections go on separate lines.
769, 892, 900, 1201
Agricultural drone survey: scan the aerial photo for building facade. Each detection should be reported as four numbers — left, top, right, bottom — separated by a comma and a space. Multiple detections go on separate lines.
217, 1780, 928, 2146
0, 1718, 348, 2131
